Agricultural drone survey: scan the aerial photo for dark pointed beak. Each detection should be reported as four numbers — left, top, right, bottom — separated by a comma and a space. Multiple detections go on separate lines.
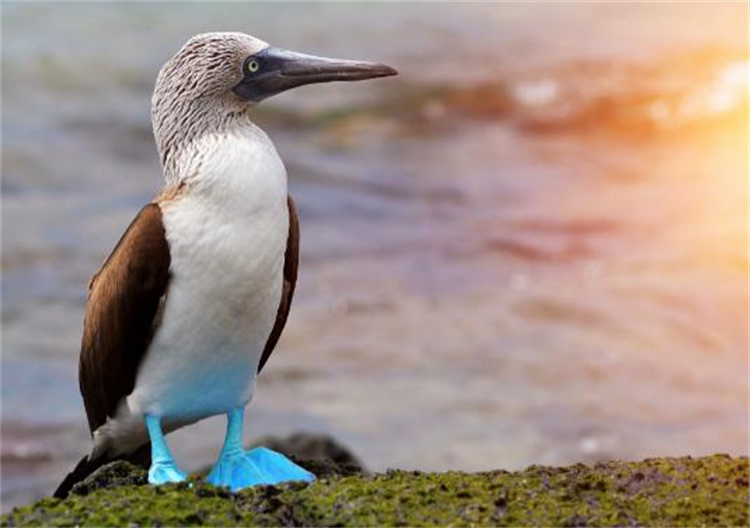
233, 46, 398, 102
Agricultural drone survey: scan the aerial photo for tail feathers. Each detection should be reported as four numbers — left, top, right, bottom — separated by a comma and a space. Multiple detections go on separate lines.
53, 446, 150, 499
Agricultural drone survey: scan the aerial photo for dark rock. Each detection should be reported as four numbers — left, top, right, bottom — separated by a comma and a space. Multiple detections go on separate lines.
69, 460, 147, 496
4, 454, 747, 527
289, 456, 361, 479
492, 494, 508, 518
250, 432, 365, 477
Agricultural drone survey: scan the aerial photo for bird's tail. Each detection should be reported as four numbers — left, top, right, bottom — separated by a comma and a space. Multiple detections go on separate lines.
53, 445, 150, 499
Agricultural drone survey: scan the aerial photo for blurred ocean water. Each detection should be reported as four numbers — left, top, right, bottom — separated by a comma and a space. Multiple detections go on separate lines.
1, 2, 748, 510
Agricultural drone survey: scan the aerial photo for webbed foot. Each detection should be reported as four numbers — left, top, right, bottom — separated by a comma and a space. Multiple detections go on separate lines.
144, 414, 186, 486
148, 460, 187, 485
207, 447, 314, 491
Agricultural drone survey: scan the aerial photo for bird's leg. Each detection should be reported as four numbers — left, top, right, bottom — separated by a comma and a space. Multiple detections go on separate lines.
206, 407, 314, 491
144, 414, 186, 485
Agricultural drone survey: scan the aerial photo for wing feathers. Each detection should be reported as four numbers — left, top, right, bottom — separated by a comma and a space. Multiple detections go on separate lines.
79, 204, 171, 433
258, 195, 299, 373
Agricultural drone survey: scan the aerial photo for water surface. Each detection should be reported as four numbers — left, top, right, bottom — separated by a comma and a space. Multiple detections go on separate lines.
2, 2, 748, 510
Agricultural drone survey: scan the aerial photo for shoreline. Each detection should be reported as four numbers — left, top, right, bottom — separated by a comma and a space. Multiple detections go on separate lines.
2, 454, 747, 527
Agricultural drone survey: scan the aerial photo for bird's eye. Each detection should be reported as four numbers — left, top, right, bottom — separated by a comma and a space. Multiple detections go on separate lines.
247, 60, 260, 73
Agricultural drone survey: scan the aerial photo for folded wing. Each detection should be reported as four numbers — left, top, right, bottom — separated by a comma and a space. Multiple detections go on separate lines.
79, 204, 171, 434
258, 195, 299, 373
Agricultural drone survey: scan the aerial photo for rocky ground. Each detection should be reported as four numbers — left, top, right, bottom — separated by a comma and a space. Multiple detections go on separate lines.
2, 451, 747, 527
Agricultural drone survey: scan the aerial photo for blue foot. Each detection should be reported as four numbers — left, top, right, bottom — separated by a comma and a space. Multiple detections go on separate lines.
207, 447, 315, 491
144, 414, 187, 486
148, 460, 187, 485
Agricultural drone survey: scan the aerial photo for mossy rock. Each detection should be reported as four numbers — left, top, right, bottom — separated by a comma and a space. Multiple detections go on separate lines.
3, 454, 748, 527
69, 460, 148, 497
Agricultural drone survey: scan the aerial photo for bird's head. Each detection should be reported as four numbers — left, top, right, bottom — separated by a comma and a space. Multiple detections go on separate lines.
152, 32, 397, 178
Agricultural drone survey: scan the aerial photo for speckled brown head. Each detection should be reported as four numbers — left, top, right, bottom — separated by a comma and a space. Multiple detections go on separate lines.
151, 32, 397, 179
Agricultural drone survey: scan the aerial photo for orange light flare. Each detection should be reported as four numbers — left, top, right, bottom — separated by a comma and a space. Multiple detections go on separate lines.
665, 58, 750, 273
582, 55, 749, 272
496, 53, 749, 276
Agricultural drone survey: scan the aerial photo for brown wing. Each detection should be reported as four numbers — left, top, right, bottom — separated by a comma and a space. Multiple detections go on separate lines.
79, 204, 171, 433
258, 195, 299, 373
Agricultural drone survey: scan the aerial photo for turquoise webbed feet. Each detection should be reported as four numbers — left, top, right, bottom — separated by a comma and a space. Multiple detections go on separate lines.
207, 446, 315, 491
144, 413, 187, 486
148, 459, 187, 485
207, 408, 315, 491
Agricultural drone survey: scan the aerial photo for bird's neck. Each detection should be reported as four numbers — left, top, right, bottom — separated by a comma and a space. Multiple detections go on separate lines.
159, 117, 287, 214
161, 115, 265, 185
152, 96, 255, 184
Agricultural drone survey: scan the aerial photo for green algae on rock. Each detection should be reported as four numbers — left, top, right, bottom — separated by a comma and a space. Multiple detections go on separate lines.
68, 460, 148, 497
3, 454, 748, 527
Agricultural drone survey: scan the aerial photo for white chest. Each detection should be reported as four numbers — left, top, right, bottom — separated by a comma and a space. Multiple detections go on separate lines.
128, 127, 289, 420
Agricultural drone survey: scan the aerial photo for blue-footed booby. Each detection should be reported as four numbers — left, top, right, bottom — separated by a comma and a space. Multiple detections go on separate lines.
54, 32, 396, 497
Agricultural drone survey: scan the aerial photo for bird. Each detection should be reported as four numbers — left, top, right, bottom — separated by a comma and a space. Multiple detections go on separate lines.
53, 32, 396, 498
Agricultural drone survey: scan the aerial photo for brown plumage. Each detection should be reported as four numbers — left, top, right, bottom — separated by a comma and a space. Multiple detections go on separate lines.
79, 204, 171, 434
53, 197, 299, 498
259, 196, 299, 372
